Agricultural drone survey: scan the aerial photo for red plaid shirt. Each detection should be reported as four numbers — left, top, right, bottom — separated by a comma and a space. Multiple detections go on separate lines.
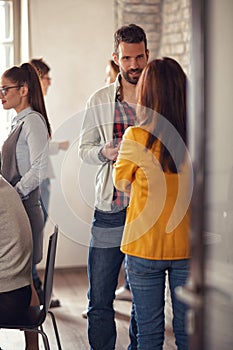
112, 88, 136, 211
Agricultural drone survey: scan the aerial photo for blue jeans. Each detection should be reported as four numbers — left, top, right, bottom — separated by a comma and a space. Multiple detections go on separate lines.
126, 256, 190, 350
87, 209, 137, 350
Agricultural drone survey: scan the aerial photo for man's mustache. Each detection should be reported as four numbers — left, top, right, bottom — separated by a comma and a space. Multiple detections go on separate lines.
128, 68, 142, 74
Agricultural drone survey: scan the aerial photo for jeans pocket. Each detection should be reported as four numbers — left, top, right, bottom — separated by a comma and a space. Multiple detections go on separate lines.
126, 255, 154, 275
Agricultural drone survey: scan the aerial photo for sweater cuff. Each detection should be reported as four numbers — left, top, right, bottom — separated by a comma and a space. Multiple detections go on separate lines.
98, 148, 109, 163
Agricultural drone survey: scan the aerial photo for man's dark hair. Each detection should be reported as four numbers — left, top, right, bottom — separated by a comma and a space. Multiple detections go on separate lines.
114, 24, 147, 55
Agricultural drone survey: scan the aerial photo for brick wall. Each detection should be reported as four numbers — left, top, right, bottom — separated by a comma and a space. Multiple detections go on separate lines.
114, 0, 163, 59
114, 0, 191, 74
159, 0, 191, 74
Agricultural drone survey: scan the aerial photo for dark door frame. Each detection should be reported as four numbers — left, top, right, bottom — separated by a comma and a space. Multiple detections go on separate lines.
185, 0, 207, 348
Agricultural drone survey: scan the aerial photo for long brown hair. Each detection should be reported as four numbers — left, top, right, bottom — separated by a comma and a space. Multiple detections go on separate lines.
3, 63, 51, 137
136, 57, 187, 173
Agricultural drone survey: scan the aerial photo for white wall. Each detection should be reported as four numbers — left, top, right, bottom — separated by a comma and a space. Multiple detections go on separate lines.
29, 0, 115, 267
204, 1, 233, 347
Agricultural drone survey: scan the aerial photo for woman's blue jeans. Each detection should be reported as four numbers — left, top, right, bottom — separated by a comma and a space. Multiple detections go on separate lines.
87, 209, 137, 350
126, 255, 190, 350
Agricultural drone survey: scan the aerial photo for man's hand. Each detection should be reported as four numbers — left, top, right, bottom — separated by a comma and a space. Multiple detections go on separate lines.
101, 140, 119, 161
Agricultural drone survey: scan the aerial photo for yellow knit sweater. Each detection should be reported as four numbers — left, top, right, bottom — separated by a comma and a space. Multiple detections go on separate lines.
113, 126, 192, 260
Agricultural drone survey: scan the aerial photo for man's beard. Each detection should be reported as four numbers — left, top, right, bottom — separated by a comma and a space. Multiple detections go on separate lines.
121, 68, 142, 85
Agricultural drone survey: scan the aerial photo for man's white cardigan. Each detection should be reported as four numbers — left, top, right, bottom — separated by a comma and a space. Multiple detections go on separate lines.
78, 78, 120, 211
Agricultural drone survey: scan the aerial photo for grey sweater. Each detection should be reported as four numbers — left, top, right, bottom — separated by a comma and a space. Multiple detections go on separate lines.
0, 176, 32, 292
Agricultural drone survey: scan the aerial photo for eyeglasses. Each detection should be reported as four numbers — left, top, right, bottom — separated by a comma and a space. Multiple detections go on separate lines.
0, 85, 23, 97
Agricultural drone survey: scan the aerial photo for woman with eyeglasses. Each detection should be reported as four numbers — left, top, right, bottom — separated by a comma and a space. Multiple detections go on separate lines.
0, 63, 51, 349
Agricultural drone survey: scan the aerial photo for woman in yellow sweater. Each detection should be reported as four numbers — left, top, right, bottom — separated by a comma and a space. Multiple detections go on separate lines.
113, 57, 193, 350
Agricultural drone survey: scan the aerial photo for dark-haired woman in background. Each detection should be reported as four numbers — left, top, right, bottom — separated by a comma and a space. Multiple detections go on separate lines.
1, 62, 50, 266
113, 57, 192, 349
0, 63, 50, 349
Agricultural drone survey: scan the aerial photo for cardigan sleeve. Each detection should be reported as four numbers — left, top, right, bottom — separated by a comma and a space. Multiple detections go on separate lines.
78, 84, 116, 165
